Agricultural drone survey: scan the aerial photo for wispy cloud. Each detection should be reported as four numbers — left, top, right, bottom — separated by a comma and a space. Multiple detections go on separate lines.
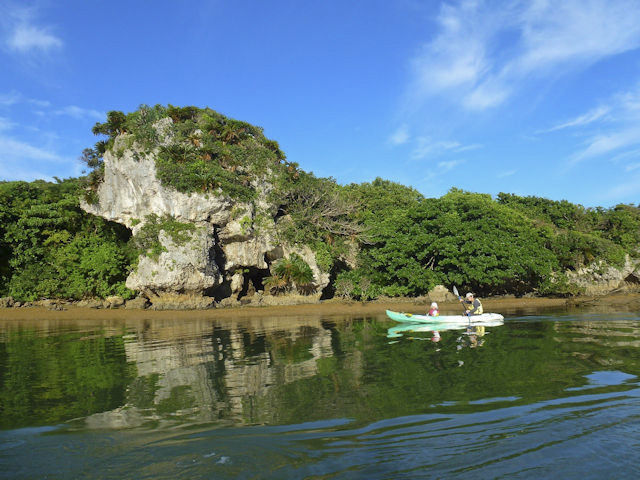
437, 159, 463, 172
557, 84, 640, 167
497, 169, 516, 178
0, 135, 64, 163
409, 0, 640, 112
626, 162, 640, 172
0, 117, 16, 131
0, 90, 101, 121
418, 158, 465, 184
0, 91, 22, 106
7, 24, 62, 53
0, 88, 100, 181
543, 106, 611, 133
389, 124, 410, 145
1, 4, 63, 55
597, 173, 640, 204
570, 128, 640, 164
53, 105, 104, 121
517, 1, 640, 71
410, 136, 479, 160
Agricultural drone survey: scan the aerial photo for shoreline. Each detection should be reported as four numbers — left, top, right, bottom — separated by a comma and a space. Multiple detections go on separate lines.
1, 293, 638, 322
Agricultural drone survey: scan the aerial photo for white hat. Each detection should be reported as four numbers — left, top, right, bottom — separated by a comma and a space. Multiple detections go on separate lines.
465, 292, 474, 299
431, 302, 438, 307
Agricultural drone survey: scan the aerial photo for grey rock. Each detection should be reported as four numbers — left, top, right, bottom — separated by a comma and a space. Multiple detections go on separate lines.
0, 297, 14, 308
124, 297, 149, 310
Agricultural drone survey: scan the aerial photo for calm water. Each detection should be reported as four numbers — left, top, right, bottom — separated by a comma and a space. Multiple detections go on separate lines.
1, 305, 639, 479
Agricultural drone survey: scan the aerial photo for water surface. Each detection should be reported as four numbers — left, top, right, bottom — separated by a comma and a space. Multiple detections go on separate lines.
1, 307, 639, 478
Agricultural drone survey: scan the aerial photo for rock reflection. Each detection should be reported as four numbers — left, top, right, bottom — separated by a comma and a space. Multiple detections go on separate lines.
88, 317, 340, 428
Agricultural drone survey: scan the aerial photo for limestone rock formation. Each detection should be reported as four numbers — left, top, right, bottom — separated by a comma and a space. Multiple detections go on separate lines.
427, 285, 457, 303
565, 255, 640, 295
81, 120, 329, 307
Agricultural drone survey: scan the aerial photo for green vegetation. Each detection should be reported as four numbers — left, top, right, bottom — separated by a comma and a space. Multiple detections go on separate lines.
1, 106, 638, 303
336, 182, 639, 299
0, 179, 135, 302
89, 104, 290, 202
264, 253, 315, 295
132, 214, 197, 260
0, 328, 134, 429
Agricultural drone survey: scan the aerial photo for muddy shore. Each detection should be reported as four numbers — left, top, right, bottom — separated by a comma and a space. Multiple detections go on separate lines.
1, 293, 638, 322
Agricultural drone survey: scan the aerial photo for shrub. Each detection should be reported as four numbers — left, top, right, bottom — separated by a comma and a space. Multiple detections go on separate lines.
264, 254, 315, 295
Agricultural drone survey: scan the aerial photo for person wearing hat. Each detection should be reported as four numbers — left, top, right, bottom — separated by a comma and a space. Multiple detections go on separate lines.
461, 292, 483, 315
428, 302, 439, 316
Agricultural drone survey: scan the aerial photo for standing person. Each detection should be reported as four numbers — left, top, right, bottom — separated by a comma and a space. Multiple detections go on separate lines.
428, 302, 439, 316
461, 293, 483, 315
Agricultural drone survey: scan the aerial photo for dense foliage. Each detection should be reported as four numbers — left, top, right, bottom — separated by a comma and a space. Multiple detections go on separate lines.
336, 183, 639, 299
264, 253, 315, 295
1, 106, 638, 303
0, 179, 135, 301
88, 105, 361, 271
88, 104, 290, 202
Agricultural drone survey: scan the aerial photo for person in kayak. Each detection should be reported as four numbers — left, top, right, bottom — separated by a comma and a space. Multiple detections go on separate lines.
461, 292, 483, 315
428, 302, 439, 316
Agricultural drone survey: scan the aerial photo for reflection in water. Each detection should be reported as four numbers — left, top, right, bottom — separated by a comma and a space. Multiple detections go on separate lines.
82, 317, 348, 429
387, 317, 502, 344
457, 325, 486, 349
1, 312, 640, 479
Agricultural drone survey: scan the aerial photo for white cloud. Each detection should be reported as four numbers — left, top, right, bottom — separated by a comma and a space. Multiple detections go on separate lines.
410, 136, 481, 160
598, 173, 640, 203
0, 117, 16, 131
0, 135, 64, 162
410, 1, 495, 99
558, 84, 640, 166
29, 98, 51, 108
409, 0, 640, 111
2, 5, 63, 55
411, 137, 463, 160
0, 132, 81, 181
437, 159, 463, 172
0, 163, 55, 182
543, 106, 611, 132
389, 124, 410, 145
0, 91, 22, 106
54, 105, 104, 121
570, 127, 640, 164
497, 169, 516, 178
7, 24, 62, 53
626, 162, 640, 172
463, 80, 511, 110
517, 0, 640, 72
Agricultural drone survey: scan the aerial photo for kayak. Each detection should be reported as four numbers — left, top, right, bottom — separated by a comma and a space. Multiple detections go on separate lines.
386, 309, 504, 323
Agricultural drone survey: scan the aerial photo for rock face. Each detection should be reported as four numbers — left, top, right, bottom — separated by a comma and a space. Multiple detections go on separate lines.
427, 285, 457, 303
565, 255, 640, 295
81, 124, 329, 306
126, 227, 220, 294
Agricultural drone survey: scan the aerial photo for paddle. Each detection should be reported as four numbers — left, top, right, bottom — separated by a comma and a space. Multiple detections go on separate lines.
452, 286, 471, 326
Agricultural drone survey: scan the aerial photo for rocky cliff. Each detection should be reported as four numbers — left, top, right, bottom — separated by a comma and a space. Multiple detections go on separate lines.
565, 254, 640, 296
81, 115, 329, 308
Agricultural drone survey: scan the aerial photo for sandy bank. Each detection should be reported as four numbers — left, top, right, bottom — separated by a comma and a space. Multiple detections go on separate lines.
1, 293, 638, 323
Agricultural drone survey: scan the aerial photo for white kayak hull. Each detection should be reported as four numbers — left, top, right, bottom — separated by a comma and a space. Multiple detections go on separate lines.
386, 309, 504, 323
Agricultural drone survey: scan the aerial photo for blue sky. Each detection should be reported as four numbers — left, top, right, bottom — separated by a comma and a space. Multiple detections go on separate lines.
1, 0, 640, 208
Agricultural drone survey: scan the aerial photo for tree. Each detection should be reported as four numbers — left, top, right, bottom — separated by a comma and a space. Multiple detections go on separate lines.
264, 254, 315, 295
0, 179, 134, 301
